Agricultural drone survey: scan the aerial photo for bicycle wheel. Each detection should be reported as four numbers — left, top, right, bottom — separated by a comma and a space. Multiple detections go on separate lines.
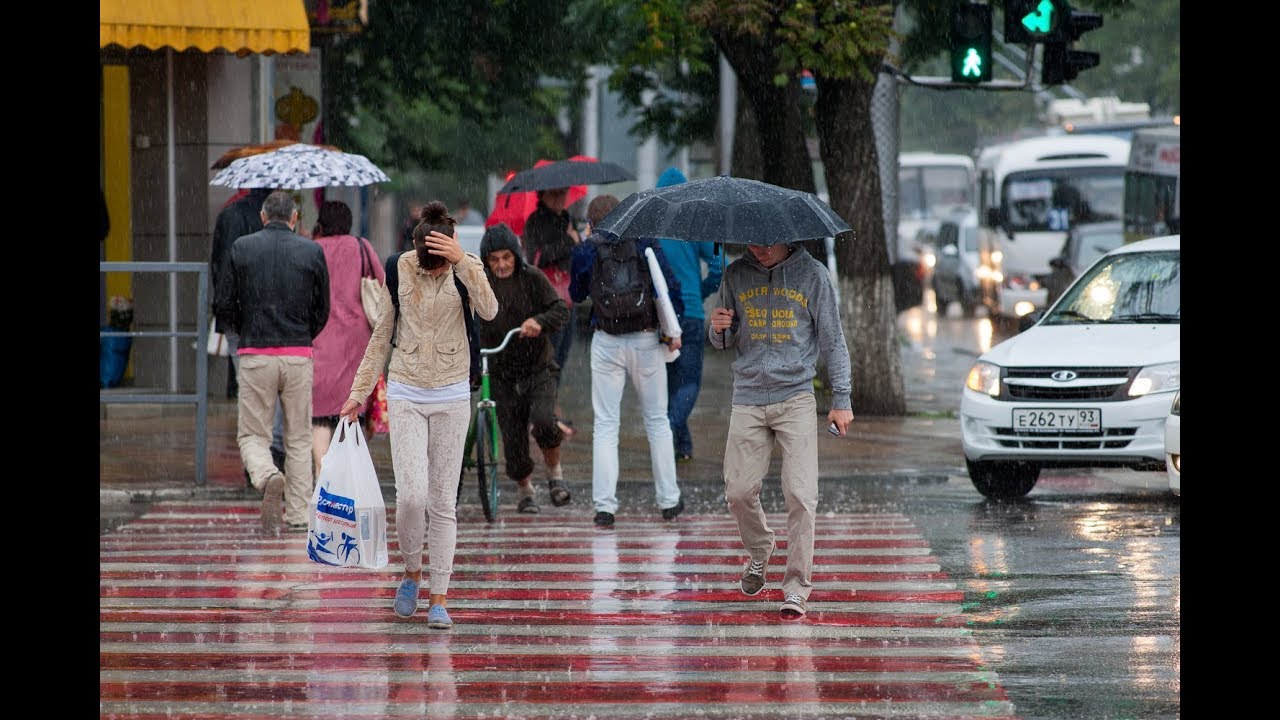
474, 407, 500, 522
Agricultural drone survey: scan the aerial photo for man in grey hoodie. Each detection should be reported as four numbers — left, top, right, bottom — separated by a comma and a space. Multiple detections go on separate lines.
708, 241, 853, 621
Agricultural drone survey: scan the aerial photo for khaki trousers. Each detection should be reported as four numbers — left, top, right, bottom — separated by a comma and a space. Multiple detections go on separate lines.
722, 391, 819, 600
236, 354, 314, 526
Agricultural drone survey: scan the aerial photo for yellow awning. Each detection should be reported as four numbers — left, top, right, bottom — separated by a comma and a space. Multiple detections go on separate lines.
100, 0, 310, 55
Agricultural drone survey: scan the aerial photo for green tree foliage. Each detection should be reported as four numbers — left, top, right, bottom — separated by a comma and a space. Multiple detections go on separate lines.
321, 0, 596, 186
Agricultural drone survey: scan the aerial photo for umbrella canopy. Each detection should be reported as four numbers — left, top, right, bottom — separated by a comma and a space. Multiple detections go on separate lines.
209, 143, 390, 190
593, 175, 852, 247
210, 140, 341, 170
485, 156, 594, 236
496, 158, 633, 195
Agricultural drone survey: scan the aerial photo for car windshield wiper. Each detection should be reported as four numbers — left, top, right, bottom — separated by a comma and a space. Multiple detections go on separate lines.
1044, 309, 1094, 323
1111, 312, 1180, 323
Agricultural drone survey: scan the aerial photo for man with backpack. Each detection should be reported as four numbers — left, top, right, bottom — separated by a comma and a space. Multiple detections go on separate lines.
568, 194, 686, 528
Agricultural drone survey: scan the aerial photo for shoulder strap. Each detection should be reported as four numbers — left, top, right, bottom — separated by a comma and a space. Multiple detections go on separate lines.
454, 273, 482, 392
358, 237, 375, 279
385, 252, 402, 346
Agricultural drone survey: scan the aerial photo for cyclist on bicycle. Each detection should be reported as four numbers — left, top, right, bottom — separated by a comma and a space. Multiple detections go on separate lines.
477, 222, 573, 514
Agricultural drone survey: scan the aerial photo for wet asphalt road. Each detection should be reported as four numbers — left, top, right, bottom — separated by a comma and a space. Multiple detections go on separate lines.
100, 296, 1180, 718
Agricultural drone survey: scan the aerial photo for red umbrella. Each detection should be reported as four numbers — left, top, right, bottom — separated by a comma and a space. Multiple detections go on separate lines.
485, 155, 594, 236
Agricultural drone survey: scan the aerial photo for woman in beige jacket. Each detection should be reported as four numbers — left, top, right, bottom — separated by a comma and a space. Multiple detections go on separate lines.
341, 201, 497, 630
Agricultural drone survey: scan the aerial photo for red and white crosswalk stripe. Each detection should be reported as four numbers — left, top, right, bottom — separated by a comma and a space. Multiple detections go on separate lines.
101, 502, 1016, 718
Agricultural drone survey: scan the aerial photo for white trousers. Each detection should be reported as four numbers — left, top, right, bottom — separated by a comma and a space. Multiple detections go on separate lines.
589, 330, 681, 514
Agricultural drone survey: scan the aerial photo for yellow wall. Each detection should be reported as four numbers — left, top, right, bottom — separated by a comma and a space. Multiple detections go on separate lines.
102, 64, 132, 299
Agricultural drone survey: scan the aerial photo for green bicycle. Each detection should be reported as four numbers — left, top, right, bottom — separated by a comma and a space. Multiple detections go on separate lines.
460, 326, 522, 522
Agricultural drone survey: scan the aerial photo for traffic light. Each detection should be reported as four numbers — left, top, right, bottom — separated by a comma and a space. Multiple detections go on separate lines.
1040, 7, 1103, 84
951, 3, 993, 83
1004, 0, 1062, 44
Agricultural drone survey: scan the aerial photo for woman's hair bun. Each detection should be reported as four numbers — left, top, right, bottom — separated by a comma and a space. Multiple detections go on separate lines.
422, 200, 451, 224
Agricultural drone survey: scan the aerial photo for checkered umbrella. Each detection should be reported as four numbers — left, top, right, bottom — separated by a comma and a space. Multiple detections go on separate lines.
209, 143, 390, 190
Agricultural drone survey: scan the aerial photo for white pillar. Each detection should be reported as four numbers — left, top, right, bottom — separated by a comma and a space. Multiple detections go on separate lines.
637, 89, 658, 189
718, 53, 736, 176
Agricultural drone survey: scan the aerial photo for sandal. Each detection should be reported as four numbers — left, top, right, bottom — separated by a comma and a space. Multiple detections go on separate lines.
548, 479, 572, 507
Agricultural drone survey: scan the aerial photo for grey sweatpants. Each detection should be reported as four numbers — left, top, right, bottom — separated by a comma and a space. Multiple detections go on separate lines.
722, 391, 819, 601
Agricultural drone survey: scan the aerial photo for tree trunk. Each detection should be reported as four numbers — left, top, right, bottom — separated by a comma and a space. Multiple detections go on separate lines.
714, 33, 813, 194
814, 77, 906, 416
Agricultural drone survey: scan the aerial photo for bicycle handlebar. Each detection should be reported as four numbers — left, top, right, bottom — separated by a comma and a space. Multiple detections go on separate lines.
481, 326, 523, 357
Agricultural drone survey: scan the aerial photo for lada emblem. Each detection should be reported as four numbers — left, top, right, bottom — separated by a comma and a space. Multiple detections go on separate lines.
1050, 370, 1077, 382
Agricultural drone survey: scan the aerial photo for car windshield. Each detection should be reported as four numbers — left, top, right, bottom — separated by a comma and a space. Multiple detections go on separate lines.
1042, 249, 1179, 325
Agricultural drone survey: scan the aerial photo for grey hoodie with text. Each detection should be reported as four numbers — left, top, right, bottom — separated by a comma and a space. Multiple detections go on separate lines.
708, 244, 852, 411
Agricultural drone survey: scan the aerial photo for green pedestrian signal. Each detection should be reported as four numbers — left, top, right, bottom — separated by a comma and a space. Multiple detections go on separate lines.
951, 3, 993, 84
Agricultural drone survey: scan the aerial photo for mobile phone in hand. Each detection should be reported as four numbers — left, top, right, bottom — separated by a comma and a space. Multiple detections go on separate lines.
828, 422, 840, 437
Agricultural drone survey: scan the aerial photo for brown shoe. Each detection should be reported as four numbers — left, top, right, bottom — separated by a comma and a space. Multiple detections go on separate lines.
260, 472, 285, 531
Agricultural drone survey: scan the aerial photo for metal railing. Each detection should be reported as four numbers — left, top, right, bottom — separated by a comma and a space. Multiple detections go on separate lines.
99, 261, 210, 486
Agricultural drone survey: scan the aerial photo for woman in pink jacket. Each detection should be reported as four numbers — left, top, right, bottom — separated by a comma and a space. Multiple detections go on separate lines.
310, 201, 384, 476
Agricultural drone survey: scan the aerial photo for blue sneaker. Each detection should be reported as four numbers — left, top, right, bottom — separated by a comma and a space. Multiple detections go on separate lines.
392, 577, 419, 618
426, 604, 453, 629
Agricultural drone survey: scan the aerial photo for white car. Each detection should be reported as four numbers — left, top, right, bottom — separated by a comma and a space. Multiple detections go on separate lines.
1165, 390, 1180, 496
960, 235, 1180, 499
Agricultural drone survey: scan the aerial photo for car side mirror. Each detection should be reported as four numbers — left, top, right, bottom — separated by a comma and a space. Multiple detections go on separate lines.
1017, 310, 1043, 333
1048, 256, 1065, 270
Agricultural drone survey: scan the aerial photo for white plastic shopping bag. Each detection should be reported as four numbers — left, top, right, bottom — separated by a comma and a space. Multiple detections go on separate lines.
306, 417, 389, 569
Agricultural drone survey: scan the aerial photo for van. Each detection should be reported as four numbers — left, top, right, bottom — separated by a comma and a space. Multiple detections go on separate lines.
896, 152, 976, 311
975, 135, 1131, 325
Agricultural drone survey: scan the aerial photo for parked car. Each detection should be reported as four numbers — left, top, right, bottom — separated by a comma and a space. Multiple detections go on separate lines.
931, 206, 983, 317
1165, 390, 1180, 496
1044, 220, 1125, 307
960, 234, 1180, 499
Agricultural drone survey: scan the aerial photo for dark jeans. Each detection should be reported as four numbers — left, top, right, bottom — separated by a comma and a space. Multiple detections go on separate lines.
548, 304, 576, 389
665, 316, 706, 457
492, 366, 563, 482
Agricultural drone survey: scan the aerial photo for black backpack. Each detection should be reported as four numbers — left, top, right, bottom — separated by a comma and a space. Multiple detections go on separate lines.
384, 252, 482, 392
590, 237, 658, 335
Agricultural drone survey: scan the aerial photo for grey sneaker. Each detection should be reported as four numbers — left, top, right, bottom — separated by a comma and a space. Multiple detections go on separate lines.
259, 472, 285, 531
740, 551, 772, 596
780, 593, 808, 620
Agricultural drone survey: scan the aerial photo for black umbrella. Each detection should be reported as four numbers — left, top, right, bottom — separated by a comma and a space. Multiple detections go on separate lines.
592, 175, 852, 247
496, 159, 634, 195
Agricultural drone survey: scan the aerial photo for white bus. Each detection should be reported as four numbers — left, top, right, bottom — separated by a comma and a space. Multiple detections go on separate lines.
895, 152, 976, 311
975, 134, 1131, 324
1123, 125, 1180, 245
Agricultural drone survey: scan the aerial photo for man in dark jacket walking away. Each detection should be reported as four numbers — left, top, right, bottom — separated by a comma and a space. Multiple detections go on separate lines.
521, 188, 581, 399
478, 223, 573, 513
215, 190, 330, 531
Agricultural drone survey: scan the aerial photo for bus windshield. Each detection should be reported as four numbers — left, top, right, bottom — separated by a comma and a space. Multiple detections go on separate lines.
899, 165, 973, 221
1002, 169, 1125, 232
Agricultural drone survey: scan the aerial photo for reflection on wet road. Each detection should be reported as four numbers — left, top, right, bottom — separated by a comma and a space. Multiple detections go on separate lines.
101, 501, 1017, 718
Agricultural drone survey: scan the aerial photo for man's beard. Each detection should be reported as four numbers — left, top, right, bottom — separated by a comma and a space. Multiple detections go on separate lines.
416, 246, 448, 271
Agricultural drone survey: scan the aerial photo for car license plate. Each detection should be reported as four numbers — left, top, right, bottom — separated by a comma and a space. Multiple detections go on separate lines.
1012, 408, 1101, 432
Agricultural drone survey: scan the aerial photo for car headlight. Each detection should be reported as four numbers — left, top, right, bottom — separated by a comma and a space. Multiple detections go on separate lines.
965, 360, 1001, 397
1169, 390, 1180, 416
1129, 361, 1180, 398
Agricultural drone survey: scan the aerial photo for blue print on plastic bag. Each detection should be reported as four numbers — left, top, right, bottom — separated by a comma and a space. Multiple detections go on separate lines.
307, 486, 361, 566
